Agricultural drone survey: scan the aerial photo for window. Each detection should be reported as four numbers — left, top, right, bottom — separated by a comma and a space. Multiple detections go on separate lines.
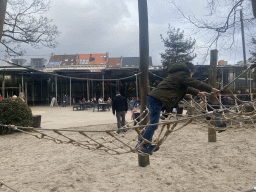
80, 59, 89, 64
100, 63, 104, 65
93, 62, 96, 65
71, 59, 73, 61
48, 61, 61, 66
11, 59, 25, 65
71, 63, 73, 65
65, 59, 68, 61
31, 58, 43, 69
117, 63, 120, 65
109, 65, 112, 67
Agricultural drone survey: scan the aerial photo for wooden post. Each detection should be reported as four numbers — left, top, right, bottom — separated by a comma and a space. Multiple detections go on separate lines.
32, 78, 35, 106
91, 80, 94, 99
208, 50, 218, 142
87, 79, 90, 101
55, 76, 58, 106
70, 78, 72, 106
47, 78, 50, 105
240, 9, 247, 67
19, 84, 21, 95
252, 0, 256, 18
0, 0, 7, 42
22, 74, 24, 93
208, 126, 216, 142
2, 74, 5, 98
41, 74, 43, 103
209, 50, 218, 88
102, 73, 104, 100
136, 74, 139, 99
25, 82, 27, 104
138, 0, 150, 167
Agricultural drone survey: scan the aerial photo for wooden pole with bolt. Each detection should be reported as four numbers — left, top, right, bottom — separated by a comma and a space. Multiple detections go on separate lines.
138, 0, 150, 167
208, 50, 218, 142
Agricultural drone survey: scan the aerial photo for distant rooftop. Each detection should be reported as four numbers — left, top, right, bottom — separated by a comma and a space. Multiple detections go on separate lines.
122, 57, 153, 68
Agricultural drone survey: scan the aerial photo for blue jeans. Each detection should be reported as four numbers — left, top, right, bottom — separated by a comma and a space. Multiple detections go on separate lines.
139, 95, 165, 147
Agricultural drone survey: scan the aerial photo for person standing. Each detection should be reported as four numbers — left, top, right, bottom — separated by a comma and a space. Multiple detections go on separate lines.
63, 95, 68, 107
112, 91, 128, 134
135, 62, 220, 155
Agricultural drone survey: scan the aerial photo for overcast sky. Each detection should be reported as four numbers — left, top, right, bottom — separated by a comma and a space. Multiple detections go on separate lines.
1, 0, 255, 66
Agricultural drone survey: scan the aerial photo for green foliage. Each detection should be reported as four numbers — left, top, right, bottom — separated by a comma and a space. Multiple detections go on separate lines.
0, 98, 33, 126
160, 26, 196, 69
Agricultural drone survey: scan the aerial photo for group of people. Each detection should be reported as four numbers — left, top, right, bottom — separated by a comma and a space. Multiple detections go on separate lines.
79, 96, 112, 104
0, 93, 25, 102
127, 97, 140, 110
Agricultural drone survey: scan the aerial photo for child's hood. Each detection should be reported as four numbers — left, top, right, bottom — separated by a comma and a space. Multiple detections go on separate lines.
167, 63, 190, 74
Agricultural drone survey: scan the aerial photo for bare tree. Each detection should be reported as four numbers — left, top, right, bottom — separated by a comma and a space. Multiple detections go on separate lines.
170, 0, 256, 64
1, 0, 60, 55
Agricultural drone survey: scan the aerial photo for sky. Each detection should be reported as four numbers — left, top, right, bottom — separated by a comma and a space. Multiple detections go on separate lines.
1, 0, 255, 66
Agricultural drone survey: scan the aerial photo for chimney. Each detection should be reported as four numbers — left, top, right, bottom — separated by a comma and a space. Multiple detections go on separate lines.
106, 52, 109, 62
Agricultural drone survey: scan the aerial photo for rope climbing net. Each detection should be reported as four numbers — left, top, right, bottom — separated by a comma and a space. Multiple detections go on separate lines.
1, 61, 256, 156
1, 63, 256, 192
1, 90, 256, 156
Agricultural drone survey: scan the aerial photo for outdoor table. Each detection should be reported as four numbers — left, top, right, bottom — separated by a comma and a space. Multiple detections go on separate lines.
96, 103, 109, 112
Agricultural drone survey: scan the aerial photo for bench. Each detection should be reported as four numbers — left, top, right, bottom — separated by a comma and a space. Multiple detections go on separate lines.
73, 105, 81, 111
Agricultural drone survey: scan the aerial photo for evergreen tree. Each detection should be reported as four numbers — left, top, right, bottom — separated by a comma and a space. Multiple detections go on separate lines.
249, 37, 256, 63
160, 26, 196, 69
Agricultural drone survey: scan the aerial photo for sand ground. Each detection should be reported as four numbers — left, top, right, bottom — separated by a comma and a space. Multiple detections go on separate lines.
1, 106, 256, 192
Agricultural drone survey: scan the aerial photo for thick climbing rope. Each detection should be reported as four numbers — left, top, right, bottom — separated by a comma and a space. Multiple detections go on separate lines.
0, 106, 220, 155
2, 94, 256, 155
0, 59, 141, 81
1, 61, 256, 154
2, 84, 256, 154
0, 180, 18, 192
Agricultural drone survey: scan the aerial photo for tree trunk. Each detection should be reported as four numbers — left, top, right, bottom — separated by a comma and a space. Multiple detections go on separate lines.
0, 0, 7, 41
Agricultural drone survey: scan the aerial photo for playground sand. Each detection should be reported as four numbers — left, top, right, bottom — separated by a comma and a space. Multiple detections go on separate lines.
0, 106, 256, 192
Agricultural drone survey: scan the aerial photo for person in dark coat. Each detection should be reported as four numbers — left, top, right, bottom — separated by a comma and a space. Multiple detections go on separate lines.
244, 89, 251, 101
112, 91, 128, 134
63, 95, 68, 107
135, 62, 220, 155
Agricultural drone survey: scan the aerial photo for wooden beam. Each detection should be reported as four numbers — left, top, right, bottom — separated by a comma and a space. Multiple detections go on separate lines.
138, 0, 150, 167
208, 50, 218, 142
252, 0, 256, 18
0, 0, 7, 41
